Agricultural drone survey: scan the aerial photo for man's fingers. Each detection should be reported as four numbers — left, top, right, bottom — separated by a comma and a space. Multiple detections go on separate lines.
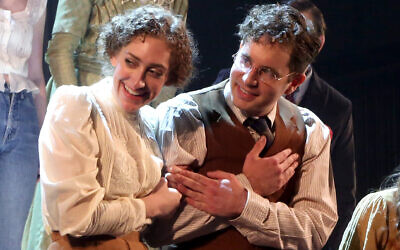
282, 160, 299, 182
172, 173, 204, 192
206, 170, 232, 180
176, 183, 205, 201
179, 169, 217, 187
248, 136, 267, 159
168, 165, 188, 173
165, 173, 178, 189
281, 153, 299, 171
273, 148, 294, 163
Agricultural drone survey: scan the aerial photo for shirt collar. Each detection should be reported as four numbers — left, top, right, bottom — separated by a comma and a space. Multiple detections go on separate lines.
223, 81, 277, 125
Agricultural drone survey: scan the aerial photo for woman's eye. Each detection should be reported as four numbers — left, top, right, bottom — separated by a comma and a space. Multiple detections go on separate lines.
147, 68, 163, 78
125, 59, 138, 67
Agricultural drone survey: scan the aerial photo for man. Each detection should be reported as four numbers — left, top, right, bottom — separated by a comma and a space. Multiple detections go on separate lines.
145, 4, 337, 249
214, 1, 356, 249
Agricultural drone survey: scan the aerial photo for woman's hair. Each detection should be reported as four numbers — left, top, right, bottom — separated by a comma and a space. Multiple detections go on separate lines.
237, 4, 320, 73
98, 5, 197, 87
380, 165, 400, 247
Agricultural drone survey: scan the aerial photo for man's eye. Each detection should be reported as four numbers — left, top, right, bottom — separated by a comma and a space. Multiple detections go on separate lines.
260, 68, 277, 79
240, 56, 251, 67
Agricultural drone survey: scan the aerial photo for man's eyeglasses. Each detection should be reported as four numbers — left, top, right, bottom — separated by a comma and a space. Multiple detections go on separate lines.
232, 52, 296, 84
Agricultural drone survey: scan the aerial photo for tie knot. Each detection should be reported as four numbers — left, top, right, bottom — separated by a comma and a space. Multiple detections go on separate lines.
243, 116, 275, 155
243, 117, 272, 135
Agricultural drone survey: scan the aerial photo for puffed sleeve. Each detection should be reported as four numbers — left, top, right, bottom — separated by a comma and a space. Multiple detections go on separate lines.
40, 85, 150, 237
45, 0, 92, 86
339, 189, 398, 250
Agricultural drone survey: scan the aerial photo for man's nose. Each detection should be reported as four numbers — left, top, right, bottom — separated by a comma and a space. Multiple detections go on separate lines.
243, 67, 258, 86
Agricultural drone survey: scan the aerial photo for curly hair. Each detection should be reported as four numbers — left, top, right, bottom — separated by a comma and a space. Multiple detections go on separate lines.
237, 4, 320, 73
98, 5, 197, 87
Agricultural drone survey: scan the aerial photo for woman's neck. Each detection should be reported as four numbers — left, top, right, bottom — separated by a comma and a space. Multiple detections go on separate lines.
0, 0, 28, 13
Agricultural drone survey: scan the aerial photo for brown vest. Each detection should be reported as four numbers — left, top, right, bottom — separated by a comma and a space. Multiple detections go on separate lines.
178, 80, 306, 250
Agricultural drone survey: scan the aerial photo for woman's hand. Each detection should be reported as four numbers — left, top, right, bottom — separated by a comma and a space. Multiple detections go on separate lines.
142, 177, 182, 218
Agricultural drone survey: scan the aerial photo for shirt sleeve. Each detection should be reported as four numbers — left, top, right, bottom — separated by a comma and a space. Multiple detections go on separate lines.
229, 109, 337, 249
45, 0, 92, 86
339, 190, 396, 250
145, 93, 226, 246
146, 100, 337, 248
40, 85, 150, 237
155, 93, 207, 167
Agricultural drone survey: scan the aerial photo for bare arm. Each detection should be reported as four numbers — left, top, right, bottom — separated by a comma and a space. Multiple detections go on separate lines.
27, 9, 46, 127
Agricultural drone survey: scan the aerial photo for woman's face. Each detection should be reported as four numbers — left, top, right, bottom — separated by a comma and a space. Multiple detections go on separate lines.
110, 36, 171, 113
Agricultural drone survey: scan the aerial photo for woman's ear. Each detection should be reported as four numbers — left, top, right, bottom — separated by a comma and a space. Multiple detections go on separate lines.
285, 73, 306, 95
110, 56, 117, 67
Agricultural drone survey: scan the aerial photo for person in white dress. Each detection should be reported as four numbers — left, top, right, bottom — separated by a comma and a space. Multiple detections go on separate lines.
38, 5, 196, 249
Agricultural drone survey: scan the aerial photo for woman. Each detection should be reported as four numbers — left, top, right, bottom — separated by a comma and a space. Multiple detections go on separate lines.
45, 0, 188, 106
340, 169, 400, 249
0, 0, 47, 249
40, 5, 195, 249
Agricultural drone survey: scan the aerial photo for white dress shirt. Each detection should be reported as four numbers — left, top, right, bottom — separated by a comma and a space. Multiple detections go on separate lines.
0, 0, 47, 92
40, 78, 162, 237
147, 82, 337, 249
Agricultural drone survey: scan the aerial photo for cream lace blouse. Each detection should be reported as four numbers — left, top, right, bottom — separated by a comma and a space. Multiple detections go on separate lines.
40, 77, 163, 237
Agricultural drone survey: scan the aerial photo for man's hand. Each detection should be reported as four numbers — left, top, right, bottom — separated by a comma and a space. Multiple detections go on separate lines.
167, 167, 247, 218
165, 165, 190, 189
243, 136, 299, 197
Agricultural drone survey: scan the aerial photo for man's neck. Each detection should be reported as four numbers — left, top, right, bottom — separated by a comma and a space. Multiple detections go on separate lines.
290, 65, 312, 105
223, 82, 277, 125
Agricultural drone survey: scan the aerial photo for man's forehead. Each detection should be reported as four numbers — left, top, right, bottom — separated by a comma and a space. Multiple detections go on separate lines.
240, 36, 292, 55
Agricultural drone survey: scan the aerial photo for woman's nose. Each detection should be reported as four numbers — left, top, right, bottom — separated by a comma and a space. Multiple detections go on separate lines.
129, 69, 146, 88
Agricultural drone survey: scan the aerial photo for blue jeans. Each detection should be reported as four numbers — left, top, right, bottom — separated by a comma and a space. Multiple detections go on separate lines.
0, 83, 39, 250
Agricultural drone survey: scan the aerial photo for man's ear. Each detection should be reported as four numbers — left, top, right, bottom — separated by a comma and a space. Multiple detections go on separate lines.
285, 73, 306, 95
319, 34, 326, 52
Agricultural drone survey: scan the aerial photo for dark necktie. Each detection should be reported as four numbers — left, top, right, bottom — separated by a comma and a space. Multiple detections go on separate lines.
243, 117, 275, 156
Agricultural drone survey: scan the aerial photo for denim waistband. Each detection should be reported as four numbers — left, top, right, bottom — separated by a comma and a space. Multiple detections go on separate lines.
2, 82, 28, 99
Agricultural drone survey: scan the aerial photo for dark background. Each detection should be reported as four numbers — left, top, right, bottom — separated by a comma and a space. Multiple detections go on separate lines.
45, 1, 400, 202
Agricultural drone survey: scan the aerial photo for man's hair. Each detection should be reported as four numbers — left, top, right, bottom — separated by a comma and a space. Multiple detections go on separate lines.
237, 4, 320, 73
285, 0, 327, 37
98, 5, 197, 87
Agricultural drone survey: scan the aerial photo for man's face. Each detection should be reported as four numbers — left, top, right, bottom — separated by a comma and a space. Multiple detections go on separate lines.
229, 36, 300, 117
